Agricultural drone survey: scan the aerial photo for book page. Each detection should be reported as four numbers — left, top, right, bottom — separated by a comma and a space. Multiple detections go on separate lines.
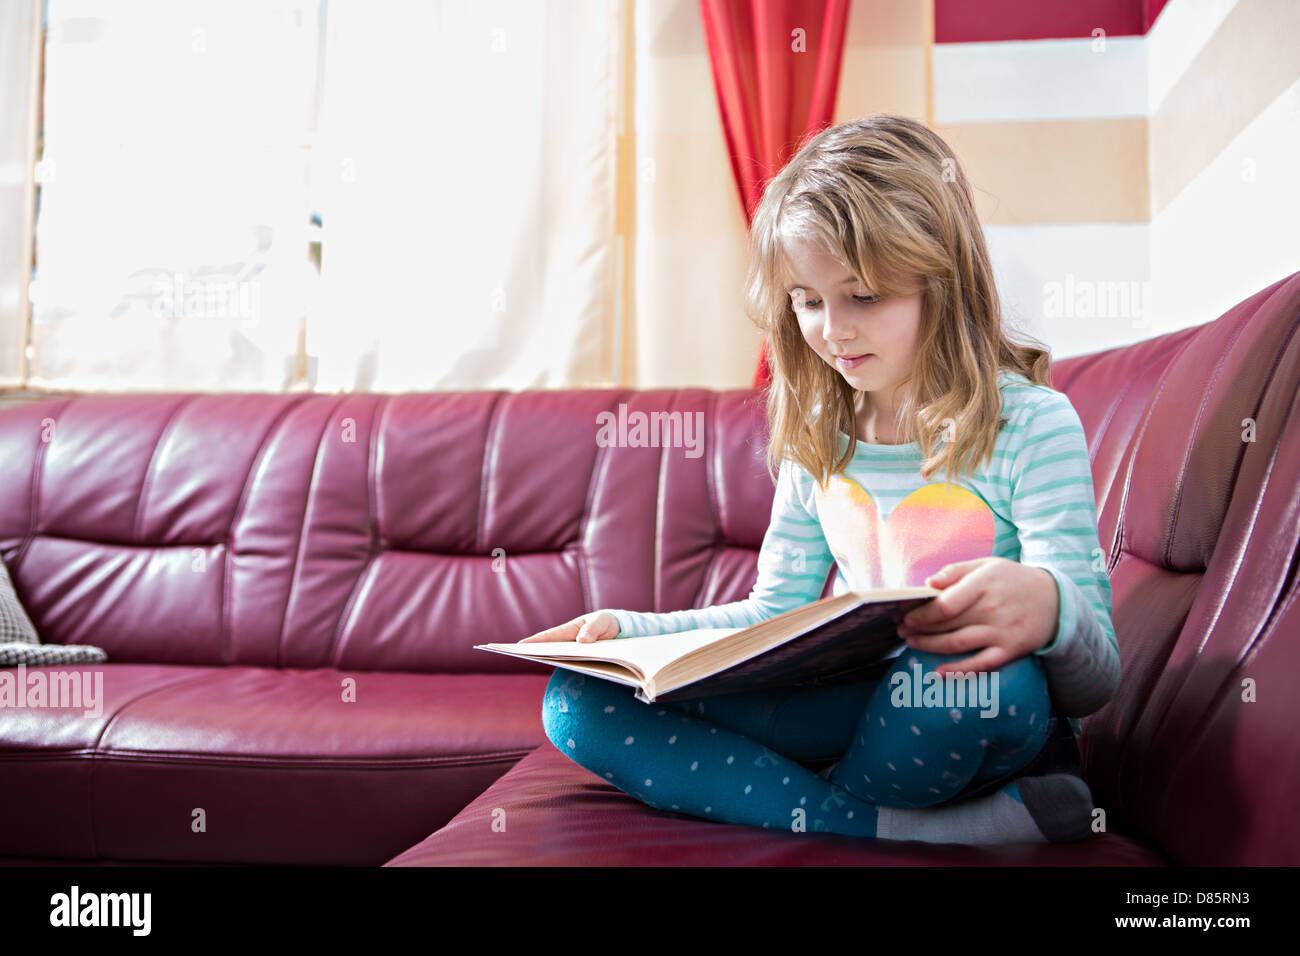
476, 627, 744, 682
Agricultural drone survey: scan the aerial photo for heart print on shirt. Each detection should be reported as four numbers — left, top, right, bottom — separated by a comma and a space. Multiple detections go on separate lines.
812, 476, 996, 590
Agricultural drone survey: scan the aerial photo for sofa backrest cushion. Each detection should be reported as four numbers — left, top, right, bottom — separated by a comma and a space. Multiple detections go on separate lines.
0, 388, 777, 676
1052, 272, 1300, 864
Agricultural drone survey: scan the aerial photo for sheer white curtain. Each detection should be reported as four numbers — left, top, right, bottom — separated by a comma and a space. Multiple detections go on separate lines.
32, 0, 319, 390
27, 0, 693, 392
0, 0, 39, 386
308, 0, 623, 391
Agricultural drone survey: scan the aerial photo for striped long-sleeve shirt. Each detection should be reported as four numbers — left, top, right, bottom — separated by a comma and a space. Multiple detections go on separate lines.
605, 369, 1120, 740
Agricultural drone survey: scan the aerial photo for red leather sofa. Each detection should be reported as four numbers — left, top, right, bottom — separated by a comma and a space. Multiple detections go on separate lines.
2, 271, 1298, 866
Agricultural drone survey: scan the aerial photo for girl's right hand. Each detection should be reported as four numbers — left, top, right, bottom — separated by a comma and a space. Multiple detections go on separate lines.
518, 611, 621, 644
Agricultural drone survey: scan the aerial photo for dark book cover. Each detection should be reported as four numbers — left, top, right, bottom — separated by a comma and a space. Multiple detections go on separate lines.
637, 593, 936, 703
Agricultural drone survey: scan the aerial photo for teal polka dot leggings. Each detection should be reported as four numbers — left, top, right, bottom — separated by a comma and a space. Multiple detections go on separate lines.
541, 648, 1060, 837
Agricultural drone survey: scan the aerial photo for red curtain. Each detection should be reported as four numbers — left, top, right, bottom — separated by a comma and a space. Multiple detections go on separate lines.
698, 0, 852, 388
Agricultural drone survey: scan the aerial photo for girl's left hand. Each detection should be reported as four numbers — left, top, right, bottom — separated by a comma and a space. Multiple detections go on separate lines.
895, 557, 1059, 675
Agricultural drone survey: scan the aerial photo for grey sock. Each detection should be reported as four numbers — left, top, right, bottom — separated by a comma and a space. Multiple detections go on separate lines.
1018, 773, 1095, 842
875, 774, 1094, 846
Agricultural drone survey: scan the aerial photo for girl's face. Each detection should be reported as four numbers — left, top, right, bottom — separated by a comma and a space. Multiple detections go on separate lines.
783, 236, 923, 411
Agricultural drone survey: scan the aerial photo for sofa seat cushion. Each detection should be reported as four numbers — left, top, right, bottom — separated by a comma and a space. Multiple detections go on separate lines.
0, 663, 550, 865
385, 744, 1172, 866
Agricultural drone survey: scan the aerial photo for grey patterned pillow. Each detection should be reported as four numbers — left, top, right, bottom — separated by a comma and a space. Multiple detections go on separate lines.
0, 555, 108, 666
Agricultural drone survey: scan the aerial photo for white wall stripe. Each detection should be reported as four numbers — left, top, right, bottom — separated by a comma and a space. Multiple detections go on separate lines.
1150, 74, 1300, 338
1147, 0, 1241, 114
983, 224, 1153, 360
934, 37, 1147, 124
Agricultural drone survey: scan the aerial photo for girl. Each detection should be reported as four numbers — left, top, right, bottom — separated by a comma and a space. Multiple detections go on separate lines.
523, 114, 1120, 845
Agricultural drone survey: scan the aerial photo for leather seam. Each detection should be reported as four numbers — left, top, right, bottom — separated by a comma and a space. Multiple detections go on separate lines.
1161, 311, 1257, 570
573, 392, 624, 612
474, 392, 507, 556
1105, 329, 1201, 576
653, 393, 669, 611
274, 395, 348, 668
694, 390, 722, 609
324, 397, 383, 666
224, 395, 312, 666
131, 396, 197, 542
66, 748, 538, 769
14, 398, 77, 571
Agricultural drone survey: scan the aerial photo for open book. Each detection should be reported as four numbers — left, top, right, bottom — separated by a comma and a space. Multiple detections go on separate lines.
475, 586, 939, 704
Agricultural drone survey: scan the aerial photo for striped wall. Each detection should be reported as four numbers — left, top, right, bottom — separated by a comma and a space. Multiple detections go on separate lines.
1147, 0, 1300, 331
924, 0, 1299, 359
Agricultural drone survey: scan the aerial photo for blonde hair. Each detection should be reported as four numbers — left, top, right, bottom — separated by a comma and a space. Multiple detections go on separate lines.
745, 113, 1052, 489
